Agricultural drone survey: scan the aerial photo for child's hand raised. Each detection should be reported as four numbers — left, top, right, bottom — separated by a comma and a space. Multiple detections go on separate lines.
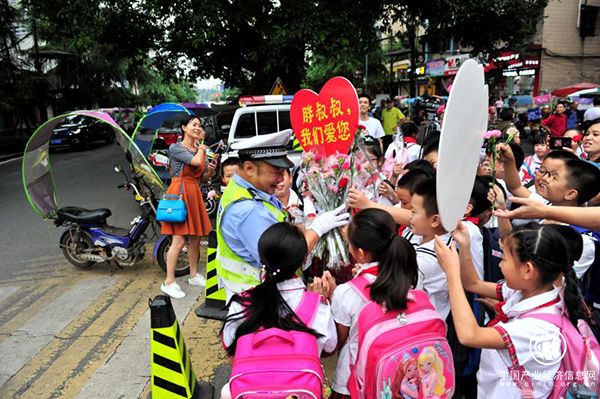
308, 271, 336, 301
451, 221, 471, 249
347, 187, 370, 209
434, 237, 460, 275
495, 142, 515, 164
378, 182, 399, 204
488, 184, 506, 211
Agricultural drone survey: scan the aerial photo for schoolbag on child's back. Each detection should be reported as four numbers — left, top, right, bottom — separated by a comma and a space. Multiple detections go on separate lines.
347, 277, 455, 399
500, 308, 600, 399
229, 291, 325, 398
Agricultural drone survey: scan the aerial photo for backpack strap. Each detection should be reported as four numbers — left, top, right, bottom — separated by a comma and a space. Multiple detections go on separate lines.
493, 325, 535, 398
347, 275, 371, 302
294, 291, 320, 327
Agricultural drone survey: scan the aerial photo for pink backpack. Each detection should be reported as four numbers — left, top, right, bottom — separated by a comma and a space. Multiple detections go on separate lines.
229, 291, 325, 399
347, 276, 455, 399
498, 308, 600, 398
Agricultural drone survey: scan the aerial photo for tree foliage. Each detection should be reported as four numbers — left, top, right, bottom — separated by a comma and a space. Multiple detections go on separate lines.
154, 0, 385, 93
385, 0, 548, 59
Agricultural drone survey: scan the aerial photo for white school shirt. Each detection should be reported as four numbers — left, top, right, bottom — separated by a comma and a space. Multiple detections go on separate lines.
519, 154, 543, 184
384, 140, 421, 164
477, 283, 562, 399
222, 277, 337, 355
415, 233, 452, 319
401, 227, 422, 248
330, 262, 378, 395
360, 116, 385, 139
573, 231, 597, 279
463, 220, 485, 279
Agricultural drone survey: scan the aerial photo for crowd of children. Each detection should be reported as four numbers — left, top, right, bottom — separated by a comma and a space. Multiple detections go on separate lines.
216, 111, 600, 398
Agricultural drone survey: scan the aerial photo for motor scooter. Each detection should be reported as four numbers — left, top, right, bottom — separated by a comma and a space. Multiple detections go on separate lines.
53, 154, 189, 276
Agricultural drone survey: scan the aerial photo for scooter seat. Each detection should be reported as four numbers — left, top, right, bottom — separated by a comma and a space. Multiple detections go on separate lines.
57, 207, 112, 224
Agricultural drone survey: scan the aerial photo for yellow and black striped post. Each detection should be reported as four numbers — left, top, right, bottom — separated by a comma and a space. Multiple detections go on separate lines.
195, 230, 228, 321
149, 295, 212, 399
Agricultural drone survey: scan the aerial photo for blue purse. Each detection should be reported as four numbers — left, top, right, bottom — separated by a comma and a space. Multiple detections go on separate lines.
156, 165, 188, 223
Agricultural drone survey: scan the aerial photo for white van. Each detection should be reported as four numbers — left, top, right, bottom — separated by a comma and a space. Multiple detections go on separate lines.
223, 95, 302, 167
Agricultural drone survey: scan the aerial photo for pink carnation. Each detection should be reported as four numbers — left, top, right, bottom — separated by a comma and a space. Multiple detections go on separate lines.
342, 159, 351, 170
314, 153, 324, 162
328, 184, 339, 194
484, 129, 502, 139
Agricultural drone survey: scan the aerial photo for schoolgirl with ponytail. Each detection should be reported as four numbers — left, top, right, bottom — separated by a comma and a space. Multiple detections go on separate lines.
314, 208, 418, 399
221, 222, 337, 357
435, 222, 594, 399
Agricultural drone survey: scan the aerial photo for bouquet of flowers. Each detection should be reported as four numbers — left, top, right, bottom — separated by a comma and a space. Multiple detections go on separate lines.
301, 134, 381, 271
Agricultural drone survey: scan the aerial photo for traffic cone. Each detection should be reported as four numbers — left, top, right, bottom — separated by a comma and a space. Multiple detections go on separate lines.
195, 230, 228, 321
149, 295, 213, 399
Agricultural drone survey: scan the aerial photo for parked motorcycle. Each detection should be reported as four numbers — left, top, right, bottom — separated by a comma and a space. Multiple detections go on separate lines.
53, 153, 189, 276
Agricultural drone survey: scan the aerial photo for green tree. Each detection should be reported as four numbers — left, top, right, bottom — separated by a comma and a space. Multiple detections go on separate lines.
384, 0, 548, 96
155, 0, 385, 93
22, 0, 167, 109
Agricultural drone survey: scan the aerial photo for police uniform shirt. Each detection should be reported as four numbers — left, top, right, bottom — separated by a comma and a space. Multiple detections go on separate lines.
220, 173, 285, 268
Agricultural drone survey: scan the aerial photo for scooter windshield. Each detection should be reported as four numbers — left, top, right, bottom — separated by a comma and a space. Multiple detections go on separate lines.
22, 111, 165, 219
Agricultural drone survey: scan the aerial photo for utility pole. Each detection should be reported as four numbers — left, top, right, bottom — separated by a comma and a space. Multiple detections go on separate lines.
364, 53, 368, 93
408, 23, 417, 98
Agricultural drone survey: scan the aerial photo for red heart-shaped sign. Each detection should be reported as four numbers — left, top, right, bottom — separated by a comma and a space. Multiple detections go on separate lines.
290, 76, 359, 156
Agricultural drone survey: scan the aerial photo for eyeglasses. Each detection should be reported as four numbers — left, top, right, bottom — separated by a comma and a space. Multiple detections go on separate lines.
536, 167, 560, 181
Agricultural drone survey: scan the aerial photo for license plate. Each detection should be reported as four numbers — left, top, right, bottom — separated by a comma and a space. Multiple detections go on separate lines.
51, 139, 62, 144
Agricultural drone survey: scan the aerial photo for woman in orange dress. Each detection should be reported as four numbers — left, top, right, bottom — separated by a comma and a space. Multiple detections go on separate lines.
160, 115, 212, 299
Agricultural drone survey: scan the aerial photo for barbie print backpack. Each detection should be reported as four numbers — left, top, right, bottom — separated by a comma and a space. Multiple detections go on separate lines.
347, 279, 455, 399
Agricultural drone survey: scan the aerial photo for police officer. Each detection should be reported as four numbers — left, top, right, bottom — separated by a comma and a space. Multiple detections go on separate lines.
216, 130, 349, 301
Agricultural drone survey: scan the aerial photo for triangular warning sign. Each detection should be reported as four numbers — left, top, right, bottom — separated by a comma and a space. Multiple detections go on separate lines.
270, 77, 288, 95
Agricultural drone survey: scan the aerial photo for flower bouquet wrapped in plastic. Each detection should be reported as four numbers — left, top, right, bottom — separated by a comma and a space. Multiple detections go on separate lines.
301, 137, 380, 273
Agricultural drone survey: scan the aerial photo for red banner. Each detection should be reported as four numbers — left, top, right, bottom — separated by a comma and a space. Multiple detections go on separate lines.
290, 77, 359, 156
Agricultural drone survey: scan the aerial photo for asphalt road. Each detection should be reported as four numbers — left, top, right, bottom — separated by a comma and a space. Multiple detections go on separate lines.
0, 142, 143, 279
0, 141, 231, 398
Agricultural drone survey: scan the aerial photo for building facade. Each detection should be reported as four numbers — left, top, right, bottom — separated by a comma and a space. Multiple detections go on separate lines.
538, 0, 600, 92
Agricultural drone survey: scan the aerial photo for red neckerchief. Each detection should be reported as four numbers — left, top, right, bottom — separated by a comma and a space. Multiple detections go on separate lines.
355, 263, 379, 277
463, 217, 479, 225
487, 296, 560, 327
404, 136, 417, 144
398, 225, 407, 235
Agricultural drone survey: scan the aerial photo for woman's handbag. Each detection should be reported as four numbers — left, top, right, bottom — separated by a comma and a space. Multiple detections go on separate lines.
156, 165, 187, 223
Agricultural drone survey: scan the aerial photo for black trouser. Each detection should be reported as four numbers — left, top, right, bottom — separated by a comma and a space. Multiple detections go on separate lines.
382, 134, 394, 152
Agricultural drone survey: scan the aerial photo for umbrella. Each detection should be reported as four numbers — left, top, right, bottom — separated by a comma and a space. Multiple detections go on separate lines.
579, 88, 600, 98
551, 82, 599, 97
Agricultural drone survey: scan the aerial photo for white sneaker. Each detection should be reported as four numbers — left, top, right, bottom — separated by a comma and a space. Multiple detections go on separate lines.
188, 274, 206, 286
161, 282, 186, 299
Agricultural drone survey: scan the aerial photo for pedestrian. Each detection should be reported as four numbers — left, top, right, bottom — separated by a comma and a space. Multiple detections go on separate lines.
541, 101, 567, 137
381, 98, 406, 150
220, 222, 337, 399
583, 97, 600, 122
567, 101, 580, 129
583, 118, 600, 168
358, 94, 385, 142
160, 115, 212, 299
310, 208, 421, 398
216, 130, 349, 301
434, 223, 594, 399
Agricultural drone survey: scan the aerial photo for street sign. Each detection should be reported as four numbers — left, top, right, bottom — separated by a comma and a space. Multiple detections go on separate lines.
270, 77, 288, 95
